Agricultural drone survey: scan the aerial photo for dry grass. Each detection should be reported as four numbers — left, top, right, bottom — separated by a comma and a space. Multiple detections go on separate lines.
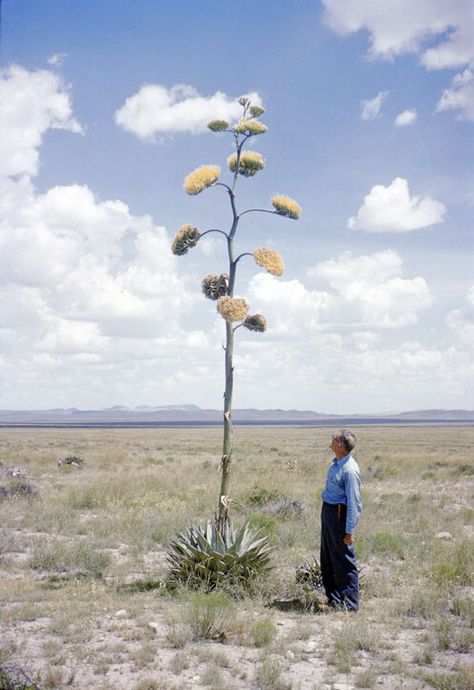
0, 425, 473, 689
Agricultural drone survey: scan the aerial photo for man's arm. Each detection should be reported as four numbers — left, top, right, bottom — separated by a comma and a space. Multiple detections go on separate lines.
343, 468, 362, 540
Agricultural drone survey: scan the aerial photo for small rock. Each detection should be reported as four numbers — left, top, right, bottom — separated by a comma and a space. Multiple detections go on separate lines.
115, 609, 128, 618
435, 531, 453, 539
334, 683, 354, 690
148, 621, 159, 631
285, 650, 295, 661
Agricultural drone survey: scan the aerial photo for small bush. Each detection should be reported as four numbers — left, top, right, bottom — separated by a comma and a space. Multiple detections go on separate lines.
266, 498, 305, 521
423, 665, 474, 690
42, 667, 64, 688
0, 481, 36, 501
246, 486, 281, 506
431, 540, 473, 586
247, 513, 278, 539
413, 648, 434, 665
451, 464, 474, 477
185, 591, 236, 641
200, 665, 224, 687
169, 652, 189, 673
434, 617, 453, 650
452, 630, 474, 653
249, 619, 277, 647
452, 597, 474, 627
57, 455, 84, 468
30, 539, 110, 579
355, 668, 378, 688
328, 624, 377, 673
0, 641, 17, 665
254, 659, 291, 690
370, 532, 406, 559
134, 679, 170, 690
0, 664, 41, 690
166, 624, 192, 649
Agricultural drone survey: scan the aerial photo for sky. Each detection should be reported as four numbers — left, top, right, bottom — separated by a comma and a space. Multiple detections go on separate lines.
0, 0, 473, 414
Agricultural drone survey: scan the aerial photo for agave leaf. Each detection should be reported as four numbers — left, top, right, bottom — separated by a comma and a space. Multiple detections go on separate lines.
223, 521, 235, 548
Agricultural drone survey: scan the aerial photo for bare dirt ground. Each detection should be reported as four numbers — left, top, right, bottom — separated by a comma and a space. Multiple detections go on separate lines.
0, 425, 473, 690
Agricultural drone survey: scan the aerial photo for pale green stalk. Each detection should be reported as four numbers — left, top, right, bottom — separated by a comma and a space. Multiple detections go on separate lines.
216, 135, 241, 533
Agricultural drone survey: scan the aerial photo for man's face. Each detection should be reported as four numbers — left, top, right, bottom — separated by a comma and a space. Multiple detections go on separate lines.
331, 433, 345, 456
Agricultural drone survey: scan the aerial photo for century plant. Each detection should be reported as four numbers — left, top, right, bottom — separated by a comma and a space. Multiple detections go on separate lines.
167, 520, 273, 590
172, 97, 301, 535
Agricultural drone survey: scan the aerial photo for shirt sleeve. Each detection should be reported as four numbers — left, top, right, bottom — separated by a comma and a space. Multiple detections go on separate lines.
343, 468, 362, 534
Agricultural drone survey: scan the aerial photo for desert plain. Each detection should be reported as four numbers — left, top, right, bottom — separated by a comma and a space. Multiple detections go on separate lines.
0, 425, 473, 690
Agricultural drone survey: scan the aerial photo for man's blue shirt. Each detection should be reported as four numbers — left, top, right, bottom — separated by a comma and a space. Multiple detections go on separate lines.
322, 453, 362, 534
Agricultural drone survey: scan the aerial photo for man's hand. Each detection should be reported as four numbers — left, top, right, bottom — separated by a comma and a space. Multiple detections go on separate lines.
343, 533, 353, 545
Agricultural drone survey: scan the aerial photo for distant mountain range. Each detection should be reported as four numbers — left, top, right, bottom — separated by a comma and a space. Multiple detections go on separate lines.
0, 405, 473, 426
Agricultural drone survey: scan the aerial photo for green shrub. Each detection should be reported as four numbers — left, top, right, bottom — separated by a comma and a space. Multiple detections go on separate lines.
423, 665, 474, 690
186, 591, 236, 641
254, 659, 291, 690
247, 513, 278, 539
246, 486, 281, 506
29, 539, 110, 579
452, 597, 474, 627
431, 540, 473, 586
371, 532, 406, 559
249, 618, 277, 647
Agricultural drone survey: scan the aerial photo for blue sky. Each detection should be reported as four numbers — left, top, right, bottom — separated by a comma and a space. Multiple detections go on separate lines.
0, 0, 473, 412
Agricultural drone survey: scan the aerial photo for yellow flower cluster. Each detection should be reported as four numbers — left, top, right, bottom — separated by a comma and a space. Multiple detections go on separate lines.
171, 224, 201, 255
217, 297, 249, 322
233, 118, 268, 135
271, 195, 302, 220
253, 247, 284, 276
184, 165, 220, 195
207, 120, 229, 132
243, 314, 267, 332
227, 151, 265, 177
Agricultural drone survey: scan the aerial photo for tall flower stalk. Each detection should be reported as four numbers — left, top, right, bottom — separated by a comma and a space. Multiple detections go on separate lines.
172, 97, 301, 535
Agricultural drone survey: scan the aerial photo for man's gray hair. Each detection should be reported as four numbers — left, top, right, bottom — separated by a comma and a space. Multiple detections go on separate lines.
339, 429, 356, 452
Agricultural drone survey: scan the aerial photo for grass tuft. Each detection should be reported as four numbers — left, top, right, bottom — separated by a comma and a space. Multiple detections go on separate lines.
29, 539, 110, 578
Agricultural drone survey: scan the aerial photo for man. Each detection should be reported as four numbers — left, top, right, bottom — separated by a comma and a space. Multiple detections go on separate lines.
320, 429, 362, 611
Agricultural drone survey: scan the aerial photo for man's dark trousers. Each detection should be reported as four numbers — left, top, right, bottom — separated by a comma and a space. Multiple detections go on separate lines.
320, 502, 359, 610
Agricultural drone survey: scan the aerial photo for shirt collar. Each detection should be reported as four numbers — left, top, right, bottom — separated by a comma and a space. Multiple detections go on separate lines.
333, 452, 351, 466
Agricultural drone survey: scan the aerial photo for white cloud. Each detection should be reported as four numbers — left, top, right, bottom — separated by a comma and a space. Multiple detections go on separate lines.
361, 90, 388, 120
47, 53, 67, 67
234, 333, 472, 413
348, 177, 446, 232
322, 0, 474, 69
394, 109, 418, 126
38, 319, 108, 355
436, 67, 474, 121
447, 286, 474, 344
311, 250, 432, 328
0, 179, 194, 339
114, 84, 262, 139
247, 250, 432, 331
0, 65, 199, 376
0, 64, 226, 410
246, 274, 332, 336
0, 65, 82, 178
